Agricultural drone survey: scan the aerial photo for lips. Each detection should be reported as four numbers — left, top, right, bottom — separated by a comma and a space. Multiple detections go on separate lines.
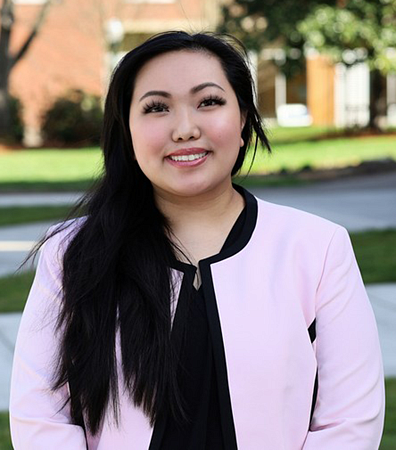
168, 151, 208, 162
165, 148, 210, 167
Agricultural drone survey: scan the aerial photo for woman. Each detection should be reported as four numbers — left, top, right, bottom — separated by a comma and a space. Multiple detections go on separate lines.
10, 31, 384, 449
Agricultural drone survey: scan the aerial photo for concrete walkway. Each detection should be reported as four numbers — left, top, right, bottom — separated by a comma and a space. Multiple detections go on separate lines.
0, 191, 83, 207
1, 172, 396, 411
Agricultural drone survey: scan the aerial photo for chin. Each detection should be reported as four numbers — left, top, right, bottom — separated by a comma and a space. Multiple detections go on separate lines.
176, 178, 230, 198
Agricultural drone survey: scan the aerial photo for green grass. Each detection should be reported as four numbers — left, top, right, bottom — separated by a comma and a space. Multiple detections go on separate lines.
242, 135, 396, 175
267, 125, 396, 144
1, 378, 395, 447
0, 206, 74, 227
350, 229, 396, 284
0, 147, 102, 192
380, 378, 396, 449
0, 271, 35, 313
1, 132, 396, 191
0, 228, 394, 314
267, 125, 340, 144
0, 412, 11, 450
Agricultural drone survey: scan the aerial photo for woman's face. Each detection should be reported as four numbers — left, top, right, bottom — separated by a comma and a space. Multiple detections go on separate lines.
129, 50, 246, 201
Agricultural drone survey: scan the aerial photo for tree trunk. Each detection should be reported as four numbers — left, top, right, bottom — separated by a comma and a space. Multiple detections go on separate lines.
0, 77, 11, 139
0, 0, 53, 141
369, 69, 383, 130
0, 0, 13, 139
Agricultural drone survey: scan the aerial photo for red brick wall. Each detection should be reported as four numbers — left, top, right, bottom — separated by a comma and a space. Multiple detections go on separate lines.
9, 0, 105, 138
5, 0, 220, 144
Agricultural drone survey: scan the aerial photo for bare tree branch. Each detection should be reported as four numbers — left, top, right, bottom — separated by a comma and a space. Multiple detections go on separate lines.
10, 0, 53, 68
0, 0, 14, 88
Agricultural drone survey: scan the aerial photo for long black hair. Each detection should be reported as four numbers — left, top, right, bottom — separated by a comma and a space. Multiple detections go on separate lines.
44, 30, 271, 434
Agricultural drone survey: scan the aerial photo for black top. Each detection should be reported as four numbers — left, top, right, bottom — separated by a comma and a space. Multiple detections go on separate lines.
149, 194, 247, 450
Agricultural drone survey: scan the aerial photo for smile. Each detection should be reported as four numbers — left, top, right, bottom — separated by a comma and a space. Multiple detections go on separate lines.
168, 151, 208, 162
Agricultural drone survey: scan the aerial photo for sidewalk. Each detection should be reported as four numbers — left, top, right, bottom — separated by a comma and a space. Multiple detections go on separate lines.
0, 191, 83, 207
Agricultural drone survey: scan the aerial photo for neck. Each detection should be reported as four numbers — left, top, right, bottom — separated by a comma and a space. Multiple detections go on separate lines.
155, 182, 241, 228
154, 181, 245, 264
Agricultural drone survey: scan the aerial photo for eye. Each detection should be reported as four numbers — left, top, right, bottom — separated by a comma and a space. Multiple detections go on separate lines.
143, 100, 169, 114
199, 95, 226, 108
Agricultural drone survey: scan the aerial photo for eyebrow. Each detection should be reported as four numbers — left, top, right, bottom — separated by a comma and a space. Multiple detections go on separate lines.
138, 82, 225, 102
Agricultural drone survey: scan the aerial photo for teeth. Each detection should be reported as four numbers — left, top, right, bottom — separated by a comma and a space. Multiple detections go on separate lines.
169, 152, 207, 162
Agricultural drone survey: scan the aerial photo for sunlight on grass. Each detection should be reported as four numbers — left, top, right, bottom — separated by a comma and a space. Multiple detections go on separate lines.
243, 135, 396, 174
0, 148, 103, 183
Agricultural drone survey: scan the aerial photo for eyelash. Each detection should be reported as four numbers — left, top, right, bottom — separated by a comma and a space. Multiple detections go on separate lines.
142, 95, 226, 114
143, 100, 169, 114
199, 95, 226, 108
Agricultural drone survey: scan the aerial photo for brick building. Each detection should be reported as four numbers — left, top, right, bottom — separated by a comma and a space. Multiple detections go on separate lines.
6, 0, 396, 145
7, 0, 225, 145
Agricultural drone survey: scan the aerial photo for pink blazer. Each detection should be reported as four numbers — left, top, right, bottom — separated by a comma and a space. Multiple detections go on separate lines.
10, 194, 385, 449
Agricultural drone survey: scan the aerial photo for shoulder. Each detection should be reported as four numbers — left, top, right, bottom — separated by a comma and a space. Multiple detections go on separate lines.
255, 196, 344, 240
249, 196, 352, 267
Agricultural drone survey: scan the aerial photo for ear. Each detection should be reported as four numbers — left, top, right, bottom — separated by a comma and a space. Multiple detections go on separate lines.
240, 111, 247, 147
240, 110, 247, 131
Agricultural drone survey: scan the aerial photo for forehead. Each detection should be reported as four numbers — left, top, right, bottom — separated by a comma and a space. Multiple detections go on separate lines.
133, 50, 230, 93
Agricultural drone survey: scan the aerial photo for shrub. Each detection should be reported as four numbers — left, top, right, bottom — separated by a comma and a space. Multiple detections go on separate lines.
10, 96, 24, 143
42, 90, 103, 145
0, 96, 24, 144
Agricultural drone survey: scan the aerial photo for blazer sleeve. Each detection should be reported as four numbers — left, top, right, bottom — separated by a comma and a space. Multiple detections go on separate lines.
9, 228, 88, 449
303, 226, 385, 449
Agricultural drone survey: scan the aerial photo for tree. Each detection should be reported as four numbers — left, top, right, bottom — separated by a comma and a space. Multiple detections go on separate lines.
218, 0, 337, 77
219, 0, 396, 129
298, 0, 396, 128
0, 0, 53, 140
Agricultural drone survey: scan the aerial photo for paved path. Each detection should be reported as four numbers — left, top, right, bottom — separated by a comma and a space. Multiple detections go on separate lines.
1, 172, 395, 233
0, 222, 50, 277
0, 313, 20, 411
0, 191, 83, 207
249, 171, 396, 231
367, 284, 396, 377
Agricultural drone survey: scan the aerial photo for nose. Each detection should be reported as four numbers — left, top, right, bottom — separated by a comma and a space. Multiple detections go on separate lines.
171, 109, 201, 142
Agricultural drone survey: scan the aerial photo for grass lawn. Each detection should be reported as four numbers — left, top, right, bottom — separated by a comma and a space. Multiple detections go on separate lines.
0, 271, 35, 313
241, 135, 396, 175
0, 147, 102, 192
350, 229, 396, 284
1, 378, 395, 447
1, 131, 396, 191
266, 125, 340, 143
381, 378, 396, 449
0, 205, 75, 227
0, 411, 11, 450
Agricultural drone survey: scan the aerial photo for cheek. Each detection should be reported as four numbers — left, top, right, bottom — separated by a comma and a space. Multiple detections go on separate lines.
131, 122, 168, 159
208, 114, 242, 148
